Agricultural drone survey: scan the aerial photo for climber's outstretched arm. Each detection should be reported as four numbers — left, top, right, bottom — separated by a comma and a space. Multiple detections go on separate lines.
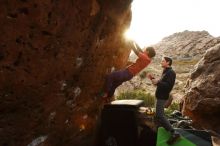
128, 41, 143, 56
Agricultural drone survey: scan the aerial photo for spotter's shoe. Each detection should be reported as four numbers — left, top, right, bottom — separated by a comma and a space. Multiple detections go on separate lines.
167, 133, 181, 145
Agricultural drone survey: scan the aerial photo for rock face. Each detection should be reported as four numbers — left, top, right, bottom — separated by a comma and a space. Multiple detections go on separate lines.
183, 43, 220, 134
0, 0, 132, 146
154, 30, 220, 60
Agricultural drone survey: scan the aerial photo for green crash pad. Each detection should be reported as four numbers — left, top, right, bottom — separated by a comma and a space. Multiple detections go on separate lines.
156, 127, 196, 146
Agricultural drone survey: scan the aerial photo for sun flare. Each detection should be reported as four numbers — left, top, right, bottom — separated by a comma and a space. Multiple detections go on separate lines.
124, 0, 220, 48
124, 29, 150, 48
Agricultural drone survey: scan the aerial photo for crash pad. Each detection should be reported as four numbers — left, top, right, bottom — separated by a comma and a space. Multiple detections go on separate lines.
156, 127, 196, 146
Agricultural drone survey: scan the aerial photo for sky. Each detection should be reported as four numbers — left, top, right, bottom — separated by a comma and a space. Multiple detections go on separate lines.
125, 0, 220, 48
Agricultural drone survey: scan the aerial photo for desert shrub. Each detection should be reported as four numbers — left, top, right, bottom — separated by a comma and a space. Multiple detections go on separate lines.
165, 102, 180, 115
117, 90, 180, 114
116, 90, 155, 107
139, 71, 147, 79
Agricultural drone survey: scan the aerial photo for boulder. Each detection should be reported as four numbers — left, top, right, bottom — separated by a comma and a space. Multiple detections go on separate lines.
0, 0, 132, 145
183, 43, 220, 134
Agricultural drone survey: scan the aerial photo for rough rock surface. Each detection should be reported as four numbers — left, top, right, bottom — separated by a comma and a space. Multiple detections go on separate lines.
154, 30, 220, 60
0, 0, 132, 146
183, 43, 220, 134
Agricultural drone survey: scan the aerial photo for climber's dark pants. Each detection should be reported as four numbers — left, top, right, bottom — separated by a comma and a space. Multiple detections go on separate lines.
104, 69, 133, 97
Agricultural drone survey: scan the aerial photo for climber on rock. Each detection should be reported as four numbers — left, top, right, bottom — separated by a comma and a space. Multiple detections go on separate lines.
100, 41, 156, 102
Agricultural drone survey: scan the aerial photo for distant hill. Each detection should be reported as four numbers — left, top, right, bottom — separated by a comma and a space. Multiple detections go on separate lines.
153, 30, 220, 60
